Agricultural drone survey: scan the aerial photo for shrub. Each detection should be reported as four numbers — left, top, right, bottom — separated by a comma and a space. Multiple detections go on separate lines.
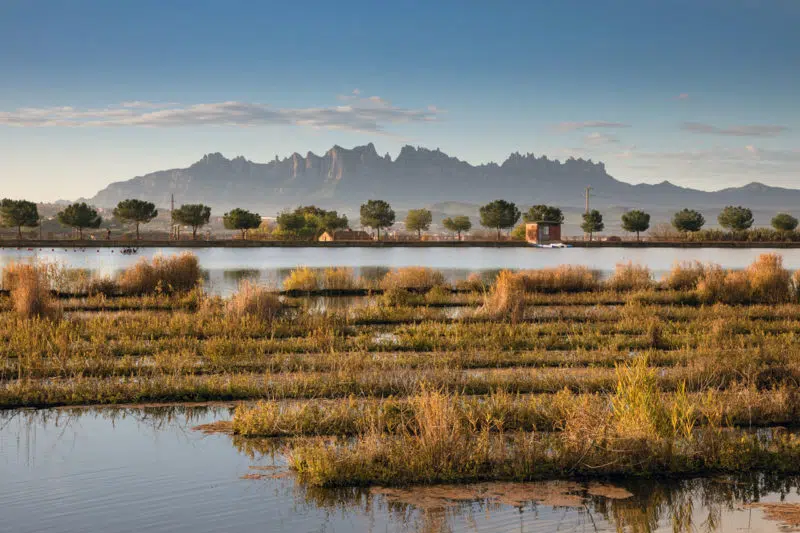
454, 273, 486, 293
662, 261, 708, 291
118, 253, 201, 295
381, 287, 416, 307
4, 263, 59, 319
696, 267, 751, 304
380, 267, 446, 292
321, 268, 357, 291
606, 262, 653, 292
424, 285, 452, 304
746, 253, 791, 304
519, 266, 599, 293
228, 281, 282, 322
86, 276, 118, 297
283, 267, 319, 292
480, 270, 525, 322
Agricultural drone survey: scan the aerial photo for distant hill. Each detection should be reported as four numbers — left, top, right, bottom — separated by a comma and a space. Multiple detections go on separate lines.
86, 143, 800, 215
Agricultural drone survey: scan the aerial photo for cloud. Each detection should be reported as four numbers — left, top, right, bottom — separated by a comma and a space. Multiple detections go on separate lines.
677, 93, 689, 100
0, 95, 440, 134
584, 132, 620, 146
554, 121, 631, 133
681, 121, 789, 137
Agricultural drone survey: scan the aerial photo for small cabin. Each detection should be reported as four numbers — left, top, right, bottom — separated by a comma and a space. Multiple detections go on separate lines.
525, 222, 562, 244
319, 229, 373, 242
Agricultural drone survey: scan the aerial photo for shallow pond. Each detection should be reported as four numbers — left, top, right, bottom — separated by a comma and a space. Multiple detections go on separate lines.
2, 406, 800, 532
3, 246, 800, 295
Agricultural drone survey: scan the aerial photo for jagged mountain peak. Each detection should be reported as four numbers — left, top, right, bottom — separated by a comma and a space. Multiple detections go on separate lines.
86, 142, 800, 212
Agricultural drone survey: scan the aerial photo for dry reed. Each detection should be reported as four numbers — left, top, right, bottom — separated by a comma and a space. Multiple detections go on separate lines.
118, 253, 200, 295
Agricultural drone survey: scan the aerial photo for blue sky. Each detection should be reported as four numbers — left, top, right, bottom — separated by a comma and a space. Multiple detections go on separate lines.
1, 0, 799, 201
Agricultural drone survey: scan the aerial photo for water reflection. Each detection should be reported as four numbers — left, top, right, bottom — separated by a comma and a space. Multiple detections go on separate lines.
3, 407, 800, 532
7, 246, 800, 296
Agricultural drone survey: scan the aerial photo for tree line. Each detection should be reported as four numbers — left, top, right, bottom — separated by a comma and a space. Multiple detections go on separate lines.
1, 197, 798, 242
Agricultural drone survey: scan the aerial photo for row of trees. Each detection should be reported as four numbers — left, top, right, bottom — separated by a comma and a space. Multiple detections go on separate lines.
3, 196, 798, 242
581, 206, 799, 241
0, 198, 264, 240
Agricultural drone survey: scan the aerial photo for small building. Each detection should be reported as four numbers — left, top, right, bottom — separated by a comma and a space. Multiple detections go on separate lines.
319, 229, 373, 242
525, 222, 562, 244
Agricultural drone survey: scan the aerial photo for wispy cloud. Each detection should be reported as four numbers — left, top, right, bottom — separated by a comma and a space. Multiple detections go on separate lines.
584, 132, 620, 146
681, 121, 789, 137
0, 94, 440, 134
555, 121, 631, 133
677, 93, 689, 100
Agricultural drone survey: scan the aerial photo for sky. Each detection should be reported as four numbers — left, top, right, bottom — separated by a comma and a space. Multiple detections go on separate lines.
1, 0, 799, 201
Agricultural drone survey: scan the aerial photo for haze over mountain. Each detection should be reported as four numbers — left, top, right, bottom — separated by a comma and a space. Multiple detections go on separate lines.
87, 143, 800, 214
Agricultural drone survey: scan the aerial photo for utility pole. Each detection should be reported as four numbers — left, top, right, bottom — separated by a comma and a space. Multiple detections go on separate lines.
584, 186, 592, 214
584, 186, 593, 241
170, 194, 175, 240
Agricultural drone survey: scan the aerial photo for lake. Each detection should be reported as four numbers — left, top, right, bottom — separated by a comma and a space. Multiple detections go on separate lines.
1, 406, 799, 533
2, 246, 800, 295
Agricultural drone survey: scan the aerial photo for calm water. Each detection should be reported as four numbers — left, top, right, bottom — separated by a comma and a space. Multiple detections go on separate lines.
1, 407, 800, 533
2, 246, 800, 295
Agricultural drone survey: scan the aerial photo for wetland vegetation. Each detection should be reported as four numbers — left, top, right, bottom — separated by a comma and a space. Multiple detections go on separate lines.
3, 252, 800, 489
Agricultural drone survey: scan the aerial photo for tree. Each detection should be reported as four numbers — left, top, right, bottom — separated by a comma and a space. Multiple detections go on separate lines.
113, 199, 158, 240
772, 213, 799, 232
57, 202, 102, 240
405, 209, 432, 239
275, 206, 348, 240
172, 204, 211, 239
620, 209, 650, 241
442, 215, 472, 240
223, 208, 262, 239
479, 200, 521, 240
523, 205, 564, 224
0, 199, 40, 239
581, 210, 604, 241
672, 209, 705, 233
718, 206, 753, 231
360, 200, 395, 240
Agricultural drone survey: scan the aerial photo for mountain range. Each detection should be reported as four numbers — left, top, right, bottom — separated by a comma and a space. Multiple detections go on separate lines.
87, 143, 800, 214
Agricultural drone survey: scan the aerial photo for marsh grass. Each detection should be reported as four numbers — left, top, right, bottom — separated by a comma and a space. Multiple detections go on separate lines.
286, 358, 800, 487
663, 261, 708, 291
283, 267, 319, 292
321, 268, 357, 291
118, 253, 200, 295
479, 270, 525, 322
607, 262, 653, 292
4, 263, 60, 319
520, 266, 599, 293
227, 281, 283, 322
381, 267, 446, 292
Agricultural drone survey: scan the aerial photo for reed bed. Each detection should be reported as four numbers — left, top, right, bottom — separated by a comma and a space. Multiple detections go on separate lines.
233, 384, 800, 438
117, 252, 201, 295
3, 254, 800, 488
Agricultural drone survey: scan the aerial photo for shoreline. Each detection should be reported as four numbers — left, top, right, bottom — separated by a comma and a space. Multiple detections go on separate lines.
3, 239, 800, 249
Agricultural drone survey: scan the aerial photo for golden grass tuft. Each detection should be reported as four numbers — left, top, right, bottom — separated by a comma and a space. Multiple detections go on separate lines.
662, 261, 709, 291
519, 265, 599, 293
606, 262, 653, 292
454, 273, 486, 293
746, 253, 791, 304
4, 263, 60, 319
118, 252, 200, 295
227, 281, 283, 321
480, 270, 525, 322
696, 266, 751, 304
283, 267, 319, 292
380, 267, 446, 291
321, 267, 357, 291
